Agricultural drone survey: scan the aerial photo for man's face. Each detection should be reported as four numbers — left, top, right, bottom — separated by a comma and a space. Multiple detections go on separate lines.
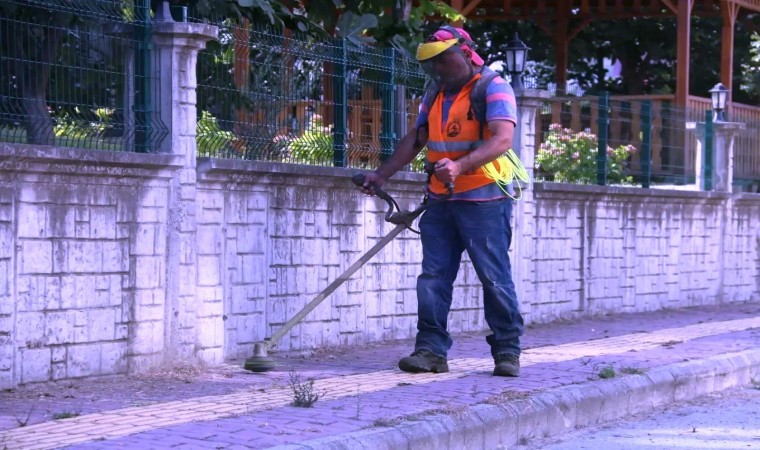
421, 47, 471, 88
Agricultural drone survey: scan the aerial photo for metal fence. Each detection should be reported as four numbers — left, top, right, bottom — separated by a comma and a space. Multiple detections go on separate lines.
0, 0, 166, 152
535, 93, 760, 189
194, 21, 427, 168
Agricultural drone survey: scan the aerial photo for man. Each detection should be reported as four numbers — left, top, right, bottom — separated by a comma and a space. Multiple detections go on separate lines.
359, 26, 524, 377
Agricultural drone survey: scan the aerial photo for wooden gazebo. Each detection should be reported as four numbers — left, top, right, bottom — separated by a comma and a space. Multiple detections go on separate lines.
440, 0, 760, 184
444, 0, 760, 107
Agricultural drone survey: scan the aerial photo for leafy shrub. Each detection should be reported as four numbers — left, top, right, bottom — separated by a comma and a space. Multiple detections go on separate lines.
288, 115, 333, 165
536, 124, 637, 184
197, 110, 235, 157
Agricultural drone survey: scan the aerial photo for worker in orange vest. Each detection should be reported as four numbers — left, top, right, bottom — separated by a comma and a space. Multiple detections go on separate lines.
359, 26, 524, 377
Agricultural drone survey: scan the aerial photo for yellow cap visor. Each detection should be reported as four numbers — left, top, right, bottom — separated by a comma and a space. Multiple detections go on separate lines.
416, 38, 459, 61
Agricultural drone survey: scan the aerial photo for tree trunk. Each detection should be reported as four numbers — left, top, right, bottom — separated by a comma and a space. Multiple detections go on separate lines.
619, 53, 647, 95
16, 13, 68, 145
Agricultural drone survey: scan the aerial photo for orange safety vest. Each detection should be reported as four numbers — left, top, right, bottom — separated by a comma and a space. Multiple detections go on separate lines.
426, 74, 496, 195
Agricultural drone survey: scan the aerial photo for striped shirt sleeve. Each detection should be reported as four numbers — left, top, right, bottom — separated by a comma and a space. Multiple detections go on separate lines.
414, 91, 432, 129
485, 77, 517, 125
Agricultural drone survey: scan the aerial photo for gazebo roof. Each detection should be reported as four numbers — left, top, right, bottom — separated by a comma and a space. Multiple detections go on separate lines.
442, 0, 760, 20
439, 0, 760, 103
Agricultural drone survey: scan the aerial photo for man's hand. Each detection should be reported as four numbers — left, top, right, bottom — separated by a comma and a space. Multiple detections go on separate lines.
359, 172, 387, 196
434, 158, 462, 184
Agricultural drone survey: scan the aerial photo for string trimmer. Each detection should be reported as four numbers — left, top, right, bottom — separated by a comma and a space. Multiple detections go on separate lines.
243, 173, 452, 372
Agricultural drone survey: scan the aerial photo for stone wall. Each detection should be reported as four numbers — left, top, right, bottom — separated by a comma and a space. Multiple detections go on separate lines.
1, 144, 759, 388
0, 144, 182, 388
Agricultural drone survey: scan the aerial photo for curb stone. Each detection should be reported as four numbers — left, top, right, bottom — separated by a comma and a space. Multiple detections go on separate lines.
270, 349, 760, 450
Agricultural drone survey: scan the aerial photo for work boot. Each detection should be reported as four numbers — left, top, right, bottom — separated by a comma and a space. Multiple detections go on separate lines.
493, 353, 520, 377
398, 349, 449, 373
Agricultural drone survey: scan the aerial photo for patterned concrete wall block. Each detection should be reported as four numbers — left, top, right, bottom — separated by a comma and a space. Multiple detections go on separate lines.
234, 224, 266, 254
63, 241, 102, 273
130, 321, 165, 355
270, 238, 291, 266
134, 256, 162, 289
311, 211, 331, 239
0, 316, 12, 340
292, 238, 322, 267
266, 296, 297, 326
225, 195, 248, 225
100, 342, 127, 374
21, 240, 53, 274
269, 209, 294, 237
136, 206, 162, 223
237, 253, 266, 285
88, 206, 117, 239
133, 303, 164, 323
44, 311, 79, 345
298, 321, 324, 349
197, 255, 221, 286
131, 224, 158, 256
197, 226, 222, 255
17, 204, 45, 238
15, 312, 44, 349
15, 275, 57, 311
20, 347, 51, 383
197, 316, 224, 348
45, 204, 77, 238
101, 241, 128, 273
66, 343, 102, 377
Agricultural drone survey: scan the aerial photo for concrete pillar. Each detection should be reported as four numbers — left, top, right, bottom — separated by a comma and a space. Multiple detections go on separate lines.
687, 121, 745, 193
513, 90, 552, 181
512, 90, 551, 324
151, 21, 217, 364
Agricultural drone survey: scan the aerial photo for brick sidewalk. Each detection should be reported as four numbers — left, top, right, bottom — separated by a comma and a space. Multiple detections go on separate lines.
1, 302, 759, 450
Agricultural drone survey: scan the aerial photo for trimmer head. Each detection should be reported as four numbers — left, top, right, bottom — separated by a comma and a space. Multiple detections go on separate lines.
243, 343, 276, 372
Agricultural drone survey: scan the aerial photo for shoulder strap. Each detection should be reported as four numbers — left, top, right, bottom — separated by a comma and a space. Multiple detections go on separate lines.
469, 66, 499, 125
419, 80, 441, 129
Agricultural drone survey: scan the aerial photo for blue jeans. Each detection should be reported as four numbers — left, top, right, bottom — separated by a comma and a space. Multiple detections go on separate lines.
415, 199, 524, 358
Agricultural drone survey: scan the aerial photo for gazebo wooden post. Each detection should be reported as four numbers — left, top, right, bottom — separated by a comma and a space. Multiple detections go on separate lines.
721, 0, 740, 107
553, 1, 570, 93
675, 0, 694, 108
671, 0, 694, 175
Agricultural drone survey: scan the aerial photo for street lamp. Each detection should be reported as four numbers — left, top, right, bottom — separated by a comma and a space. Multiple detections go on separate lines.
709, 83, 730, 122
505, 33, 530, 91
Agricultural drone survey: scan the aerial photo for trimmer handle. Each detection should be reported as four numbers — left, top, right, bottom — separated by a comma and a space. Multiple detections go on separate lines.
352, 173, 391, 199
351, 173, 367, 187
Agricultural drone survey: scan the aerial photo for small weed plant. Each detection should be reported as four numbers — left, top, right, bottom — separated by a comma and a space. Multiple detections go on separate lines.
598, 365, 617, 379
537, 124, 637, 184
288, 370, 322, 408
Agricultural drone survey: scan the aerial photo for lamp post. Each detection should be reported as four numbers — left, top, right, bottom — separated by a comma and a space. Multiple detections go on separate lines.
505, 33, 530, 91
709, 83, 730, 122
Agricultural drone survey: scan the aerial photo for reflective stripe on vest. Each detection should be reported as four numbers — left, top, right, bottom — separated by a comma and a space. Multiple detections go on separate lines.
427, 73, 495, 195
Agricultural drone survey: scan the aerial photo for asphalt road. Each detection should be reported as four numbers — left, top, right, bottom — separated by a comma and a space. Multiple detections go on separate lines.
519, 385, 760, 450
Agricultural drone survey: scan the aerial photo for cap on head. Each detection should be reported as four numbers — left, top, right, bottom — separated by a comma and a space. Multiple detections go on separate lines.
415, 26, 485, 66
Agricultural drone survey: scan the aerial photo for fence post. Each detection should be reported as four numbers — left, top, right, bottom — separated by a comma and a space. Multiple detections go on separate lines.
332, 38, 348, 167
150, 20, 218, 368
704, 110, 713, 191
134, 0, 152, 153
380, 47, 396, 162
596, 91, 609, 186
641, 100, 652, 188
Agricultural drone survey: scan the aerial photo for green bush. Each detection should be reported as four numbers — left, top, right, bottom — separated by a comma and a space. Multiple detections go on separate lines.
536, 124, 637, 184
197, 110, 235, 157
288, 115, 333, 165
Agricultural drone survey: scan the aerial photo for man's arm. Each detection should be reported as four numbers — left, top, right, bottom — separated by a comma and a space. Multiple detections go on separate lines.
433, 120, 514, 183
